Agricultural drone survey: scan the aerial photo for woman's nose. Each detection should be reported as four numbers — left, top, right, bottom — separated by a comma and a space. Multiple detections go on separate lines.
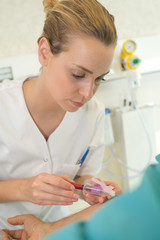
79, 80, 94, 100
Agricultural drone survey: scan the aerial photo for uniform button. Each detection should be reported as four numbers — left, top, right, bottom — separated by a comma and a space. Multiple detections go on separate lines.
44, 158, 48, 162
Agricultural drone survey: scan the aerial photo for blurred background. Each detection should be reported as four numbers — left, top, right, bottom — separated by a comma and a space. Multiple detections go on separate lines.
0, 0, 160, 58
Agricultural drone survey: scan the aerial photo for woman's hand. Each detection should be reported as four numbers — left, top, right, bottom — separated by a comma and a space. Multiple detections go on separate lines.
20, 173, 79, 205
83, 180, 121, 205
2, 214, 50, 240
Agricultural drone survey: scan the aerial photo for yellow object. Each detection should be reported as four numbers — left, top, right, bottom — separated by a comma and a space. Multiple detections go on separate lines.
122, 39, 137, 55
121, 39, 141, 70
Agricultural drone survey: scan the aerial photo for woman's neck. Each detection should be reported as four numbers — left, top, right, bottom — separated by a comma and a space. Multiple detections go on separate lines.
22, 76, 66, 140
23, 76, 64, 115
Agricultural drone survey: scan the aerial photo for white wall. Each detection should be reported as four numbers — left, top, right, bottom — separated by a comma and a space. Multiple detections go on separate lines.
0, 0, 45, 58
0, 0, 160, 58
99, 0, 160, 39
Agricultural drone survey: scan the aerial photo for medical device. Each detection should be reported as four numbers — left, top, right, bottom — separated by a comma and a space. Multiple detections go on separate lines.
72, 178, 115, 197
103, 40, 154, 187
121, 39, 141, 71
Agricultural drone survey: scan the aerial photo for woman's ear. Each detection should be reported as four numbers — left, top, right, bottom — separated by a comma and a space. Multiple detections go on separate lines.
38, 37, 51, 66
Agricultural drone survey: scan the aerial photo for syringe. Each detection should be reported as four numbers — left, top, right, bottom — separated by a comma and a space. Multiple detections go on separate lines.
72, 179, 115, 197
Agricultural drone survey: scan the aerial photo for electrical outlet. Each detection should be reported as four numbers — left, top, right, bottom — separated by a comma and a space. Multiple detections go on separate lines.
0, 66, 13, 82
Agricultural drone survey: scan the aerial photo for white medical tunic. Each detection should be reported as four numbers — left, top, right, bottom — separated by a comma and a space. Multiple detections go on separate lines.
0, 78, 105, 229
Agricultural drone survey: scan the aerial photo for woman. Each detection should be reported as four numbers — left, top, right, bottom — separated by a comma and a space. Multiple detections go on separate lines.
0, 0, 120, 230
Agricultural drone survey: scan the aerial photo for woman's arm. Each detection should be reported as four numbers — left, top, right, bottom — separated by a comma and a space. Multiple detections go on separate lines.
0, 178, 27, 202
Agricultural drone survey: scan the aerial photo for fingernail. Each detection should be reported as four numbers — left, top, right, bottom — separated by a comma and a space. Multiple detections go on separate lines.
73, 194, 79, 200
70, 185, 75, 190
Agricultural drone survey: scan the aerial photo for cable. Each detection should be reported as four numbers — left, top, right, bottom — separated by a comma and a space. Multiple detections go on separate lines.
103, 71, 153, 180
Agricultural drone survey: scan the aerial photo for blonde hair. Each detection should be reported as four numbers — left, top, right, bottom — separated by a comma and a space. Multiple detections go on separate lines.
38, 0, 117, 54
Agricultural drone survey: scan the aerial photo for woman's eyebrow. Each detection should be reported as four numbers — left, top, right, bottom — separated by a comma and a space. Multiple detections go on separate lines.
72, 64, 93, 74
72, 64, 109, 76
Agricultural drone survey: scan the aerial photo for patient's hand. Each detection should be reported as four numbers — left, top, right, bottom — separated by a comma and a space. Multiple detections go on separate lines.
2, 204, 103, 240
2, 215, 49, 240
83, 180, 122, 205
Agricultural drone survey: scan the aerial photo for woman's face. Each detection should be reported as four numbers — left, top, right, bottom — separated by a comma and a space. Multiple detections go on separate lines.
42, 35, 115, 112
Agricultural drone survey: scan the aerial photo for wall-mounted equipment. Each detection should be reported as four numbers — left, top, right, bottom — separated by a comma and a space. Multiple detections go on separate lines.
0, 66, 13, 82
121, 39, 141, 71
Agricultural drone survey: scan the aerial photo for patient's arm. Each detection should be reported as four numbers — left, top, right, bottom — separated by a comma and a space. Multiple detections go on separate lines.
47, 203, 102, 233
3, 203, 102, 240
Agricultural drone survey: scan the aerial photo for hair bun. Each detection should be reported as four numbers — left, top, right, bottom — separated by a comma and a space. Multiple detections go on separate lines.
43, 0, 58, 15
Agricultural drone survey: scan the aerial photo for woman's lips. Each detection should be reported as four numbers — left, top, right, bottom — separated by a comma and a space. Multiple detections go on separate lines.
70, 100, 83, 107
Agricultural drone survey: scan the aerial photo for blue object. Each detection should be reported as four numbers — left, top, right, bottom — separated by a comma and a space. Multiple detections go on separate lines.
105, 108, 111, 115
80, 148, 90, 167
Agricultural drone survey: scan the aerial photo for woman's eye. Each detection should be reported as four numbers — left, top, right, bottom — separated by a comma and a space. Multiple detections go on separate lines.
95, 77, 106, 82
72, 74, 85, 79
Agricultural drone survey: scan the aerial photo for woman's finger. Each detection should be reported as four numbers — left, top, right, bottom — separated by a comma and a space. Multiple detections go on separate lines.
35, 182, 78, 199
38, 173, 75, 190
31, 190, 79, 205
